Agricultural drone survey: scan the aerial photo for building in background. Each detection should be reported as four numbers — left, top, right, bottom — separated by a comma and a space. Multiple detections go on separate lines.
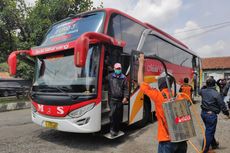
202, 56, 230, 81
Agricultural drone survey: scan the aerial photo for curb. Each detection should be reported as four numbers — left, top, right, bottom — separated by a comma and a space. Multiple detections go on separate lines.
0, 101, 31, 112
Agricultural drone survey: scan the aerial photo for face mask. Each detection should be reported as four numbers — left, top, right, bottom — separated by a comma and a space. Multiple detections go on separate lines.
114, 69, 122, 75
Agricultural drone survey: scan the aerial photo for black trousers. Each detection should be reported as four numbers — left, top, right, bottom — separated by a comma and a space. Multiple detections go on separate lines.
109, 100, 123, 132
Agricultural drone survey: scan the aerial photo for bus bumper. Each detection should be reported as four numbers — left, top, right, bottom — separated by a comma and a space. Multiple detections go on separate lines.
31, 103, 101, 133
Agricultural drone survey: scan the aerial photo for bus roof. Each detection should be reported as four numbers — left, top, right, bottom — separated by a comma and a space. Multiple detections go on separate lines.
33, 8, 199, 57
102, 8, 188, 47
101, 8, 199, 57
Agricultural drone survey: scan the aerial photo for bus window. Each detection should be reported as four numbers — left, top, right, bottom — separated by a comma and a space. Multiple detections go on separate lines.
108, 14, 146, 54
144, 35, 193, 68
157, 39, 174, 63
108, 14, 122, 40
120, 53, 130, 75
41, 12, 105, 46
175, 49, 193, 68
141, 35, 159, 56
120, 16, 145, 53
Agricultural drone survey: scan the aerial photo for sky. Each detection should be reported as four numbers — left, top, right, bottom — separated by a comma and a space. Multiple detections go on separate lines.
25, 0, 230, 58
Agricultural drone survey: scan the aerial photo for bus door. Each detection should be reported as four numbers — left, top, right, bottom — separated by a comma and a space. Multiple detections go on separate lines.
101, 46, 130, 125
120, 53, 131, 123
128, 51, 144, 124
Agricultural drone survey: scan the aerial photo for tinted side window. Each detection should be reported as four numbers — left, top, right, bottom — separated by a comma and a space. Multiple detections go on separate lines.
142, 34, 193, 68
173, 47, 193, 67
120, 16, 145, 53
108, 14, 146, 54
158, 39, 174, 63
141, 35, 158, 56
108, 14, 122, 40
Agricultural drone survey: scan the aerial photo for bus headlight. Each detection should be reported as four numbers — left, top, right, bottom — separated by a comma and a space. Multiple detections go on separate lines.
69, 103, 95, 118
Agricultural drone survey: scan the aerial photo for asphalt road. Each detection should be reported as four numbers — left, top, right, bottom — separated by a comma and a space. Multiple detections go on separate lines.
0, 104, 230, 153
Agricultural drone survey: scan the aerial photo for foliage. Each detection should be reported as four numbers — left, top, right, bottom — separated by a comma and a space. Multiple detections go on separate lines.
0, 0, 101, 80
0, 62, 8, 72
16, 61, 34, 80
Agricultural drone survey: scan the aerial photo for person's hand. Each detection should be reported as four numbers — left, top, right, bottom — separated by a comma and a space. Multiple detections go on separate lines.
138, 53, 144, 65
122, 97, 128, 104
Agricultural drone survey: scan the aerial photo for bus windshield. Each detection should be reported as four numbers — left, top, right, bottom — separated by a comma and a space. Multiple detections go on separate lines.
33, 46, 101, 95
41, 11, 105, 46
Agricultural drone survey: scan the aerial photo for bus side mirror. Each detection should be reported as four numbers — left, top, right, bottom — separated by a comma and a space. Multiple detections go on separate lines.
8, 52, 17, 75
7, 50, 30, 75
74, 36, 89, 67
74, 32, 126, 67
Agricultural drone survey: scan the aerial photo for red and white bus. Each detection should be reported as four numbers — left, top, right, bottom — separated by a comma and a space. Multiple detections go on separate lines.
8, 8, 201, 133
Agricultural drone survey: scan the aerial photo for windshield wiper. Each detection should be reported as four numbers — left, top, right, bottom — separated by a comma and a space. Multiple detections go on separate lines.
81, 13, 96, 18
67, 13, 96, 20
34, 86, 79, 100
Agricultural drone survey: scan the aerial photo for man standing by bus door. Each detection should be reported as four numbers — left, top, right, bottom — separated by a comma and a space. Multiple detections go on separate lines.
108, 63, 129, 136
138, 53, 188, 153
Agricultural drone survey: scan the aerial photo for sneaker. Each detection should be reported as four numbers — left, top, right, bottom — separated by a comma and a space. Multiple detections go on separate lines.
212, 141, 219, 149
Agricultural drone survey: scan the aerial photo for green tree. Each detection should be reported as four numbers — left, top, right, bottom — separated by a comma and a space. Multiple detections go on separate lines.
27, 0, 95, 46
0, 0, 18, 62
0, 63, 8, 72
0, 0, 100, 80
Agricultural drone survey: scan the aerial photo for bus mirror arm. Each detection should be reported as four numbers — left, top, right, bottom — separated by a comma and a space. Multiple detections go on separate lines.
74, 32, 126, 67
144, 55, 176, 98
131, 50, 176, 98
8, 50, 30, 75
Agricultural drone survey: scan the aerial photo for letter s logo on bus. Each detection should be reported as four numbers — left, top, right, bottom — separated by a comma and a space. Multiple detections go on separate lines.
37, 104, 44, 112
57, 106, 64, 114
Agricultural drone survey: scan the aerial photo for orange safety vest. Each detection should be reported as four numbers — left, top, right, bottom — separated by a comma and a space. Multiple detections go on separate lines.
140, 82, 175, 142
180, 84, 193, 99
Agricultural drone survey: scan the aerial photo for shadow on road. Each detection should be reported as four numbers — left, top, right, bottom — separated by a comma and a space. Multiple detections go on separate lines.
37, 122, 153, 151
